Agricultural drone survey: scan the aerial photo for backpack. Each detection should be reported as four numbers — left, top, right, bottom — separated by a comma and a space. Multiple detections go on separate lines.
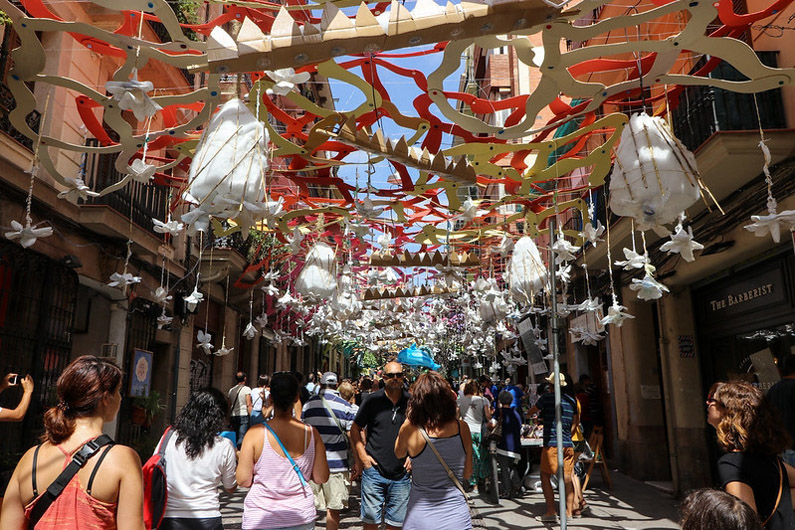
142, 427, 175, 530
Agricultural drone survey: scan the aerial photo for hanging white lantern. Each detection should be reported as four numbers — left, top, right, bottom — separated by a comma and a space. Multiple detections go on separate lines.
182, 98, 269, 233
508, 236, 548, 304
295, 242, 337, 302
609, 112, 701, 230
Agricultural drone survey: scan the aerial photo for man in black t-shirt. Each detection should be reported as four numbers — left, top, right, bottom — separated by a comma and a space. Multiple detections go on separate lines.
351, 361, 411, 530
767, 354, 795, 466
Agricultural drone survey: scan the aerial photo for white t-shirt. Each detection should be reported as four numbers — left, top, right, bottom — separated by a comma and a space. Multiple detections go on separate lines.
251, 387, 269, 413
228, 385, 251, 417
163, 433, 237, 518
457, 395, 489, 434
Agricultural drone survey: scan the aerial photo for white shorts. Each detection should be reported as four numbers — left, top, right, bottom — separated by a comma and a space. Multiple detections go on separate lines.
312, 471, 350, 511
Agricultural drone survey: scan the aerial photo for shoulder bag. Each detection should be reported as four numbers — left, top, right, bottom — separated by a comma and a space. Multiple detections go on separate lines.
319, 394, 348, 440
419, 427, 486, 529
28, 435, 114, 528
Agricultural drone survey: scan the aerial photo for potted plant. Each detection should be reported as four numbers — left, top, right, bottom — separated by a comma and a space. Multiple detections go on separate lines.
131, 391, 164, 428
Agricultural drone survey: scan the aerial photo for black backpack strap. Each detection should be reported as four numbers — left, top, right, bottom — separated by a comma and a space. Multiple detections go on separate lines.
158, 426, 175, 458
28, 434, 114, 528
86, 444, 115, 496
32, 444, 42, 497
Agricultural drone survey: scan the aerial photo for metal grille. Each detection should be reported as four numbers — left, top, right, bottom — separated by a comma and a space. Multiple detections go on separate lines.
0, 27, 41, 151
0, 241, 77, 460
190, 357, 213, 392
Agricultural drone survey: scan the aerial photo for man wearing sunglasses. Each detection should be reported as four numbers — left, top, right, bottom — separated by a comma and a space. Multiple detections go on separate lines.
351, 361, 411, 530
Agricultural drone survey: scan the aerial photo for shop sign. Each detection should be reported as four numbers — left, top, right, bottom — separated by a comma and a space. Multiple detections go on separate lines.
701, 266, 787, 323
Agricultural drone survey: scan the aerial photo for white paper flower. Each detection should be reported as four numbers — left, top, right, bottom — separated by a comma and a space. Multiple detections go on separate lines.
288, 226, 305, 253
5, 220, 53, 248
153, 216, 184, 237
108, 272, 141, 288
255, 313, 269, 328
128, 158, 157, 184
153, 286, 172, 305
355, 197, 384, 219
459, 199, 487, 223
184, 287, 204, 312
614, 247, 649, 270
262, 282, 280, 297
197, 330, 213, 355
630, 272, 670, 300
243, 322, 258, 340
557, 263, 572, 284
660, 224, 704, 262
744, 210, 795, 244
578, 296, 601, 312
105, 70, 162, 121
277, 291, 297, 309
157, 310, 173, 330
496, 235, 514, 256
262, 270, 280, 282
600, 301, 635, 327
580, 220, 605, 247
347, 220, 371, 240
214, 344, 234, 356
264, 68, 311, 96
551, 235, 580, 264
58, 178, 99, 201
377, 231, 392, 249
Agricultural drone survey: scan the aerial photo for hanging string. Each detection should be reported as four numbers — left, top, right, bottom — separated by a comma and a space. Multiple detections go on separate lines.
604, 197, 619, 306
25, 91, 52, 226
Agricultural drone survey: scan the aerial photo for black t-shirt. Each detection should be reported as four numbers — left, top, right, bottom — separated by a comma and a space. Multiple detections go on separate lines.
718, 452, 794, 530
354, 388, 410, 480
767, 378, 795, 449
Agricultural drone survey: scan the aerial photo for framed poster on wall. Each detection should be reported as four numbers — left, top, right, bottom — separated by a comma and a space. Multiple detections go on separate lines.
130, 349, 153, 397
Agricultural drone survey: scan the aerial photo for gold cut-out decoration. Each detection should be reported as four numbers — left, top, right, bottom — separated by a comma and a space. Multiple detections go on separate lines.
362, 284, 458, 300
200, 0, 560, 73
319, 114, 477, 184
368, 249, 480, 267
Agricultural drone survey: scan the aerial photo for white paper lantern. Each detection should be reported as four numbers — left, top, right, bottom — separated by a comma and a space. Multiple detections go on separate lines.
295, 242, 337, 302
508, 236, 548, 304
609, 113, 700, 230
183, 98, 269, 232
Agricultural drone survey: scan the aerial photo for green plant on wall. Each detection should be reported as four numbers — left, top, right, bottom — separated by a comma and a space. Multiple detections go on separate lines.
132, 390, 164, 425
175, 0, 201, 24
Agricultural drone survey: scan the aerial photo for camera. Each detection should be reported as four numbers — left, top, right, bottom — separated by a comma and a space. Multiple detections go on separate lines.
9, 374, 18, 386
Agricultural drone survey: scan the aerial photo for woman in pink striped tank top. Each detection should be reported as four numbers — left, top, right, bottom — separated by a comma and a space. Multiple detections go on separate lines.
237, 372, 329, 530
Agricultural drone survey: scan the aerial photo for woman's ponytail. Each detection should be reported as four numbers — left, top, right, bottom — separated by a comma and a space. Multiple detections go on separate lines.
42, 404, 75, 444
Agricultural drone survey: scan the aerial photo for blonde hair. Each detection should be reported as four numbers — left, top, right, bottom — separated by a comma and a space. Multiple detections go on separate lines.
338, 381, 355, 402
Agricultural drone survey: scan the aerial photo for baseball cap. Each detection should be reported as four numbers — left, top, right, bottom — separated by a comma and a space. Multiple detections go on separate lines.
321, 372, 338, 385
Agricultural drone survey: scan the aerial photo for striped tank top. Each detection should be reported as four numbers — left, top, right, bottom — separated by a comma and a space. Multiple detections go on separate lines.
242, 423, 316, 529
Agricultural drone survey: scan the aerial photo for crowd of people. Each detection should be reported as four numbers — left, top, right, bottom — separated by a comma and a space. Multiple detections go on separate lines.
0, 354, 794, 529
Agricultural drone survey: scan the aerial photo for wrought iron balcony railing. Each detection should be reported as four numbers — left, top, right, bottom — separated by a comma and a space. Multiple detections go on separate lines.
81, 138, 168, 238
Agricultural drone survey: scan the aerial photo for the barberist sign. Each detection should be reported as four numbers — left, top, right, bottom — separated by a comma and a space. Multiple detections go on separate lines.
709, 283, 774, 311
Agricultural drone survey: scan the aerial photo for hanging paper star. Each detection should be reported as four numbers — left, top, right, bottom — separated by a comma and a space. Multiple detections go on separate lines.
288, 226, 305, 253
264, 68, 311, 96
157, 310, 173, 330
578, 296, 601, 312
105, 70, 162, 121
557, 263, 572, 284
496, 235, 514, 256
127, 158, 157, 183
152, 216, 184, 237
552, 236, 580, 264
355, 197, 384, 219
277, 291, 297, 309
5, 220, 53, 248
108, 272, 141, 288
660, 224, 704, 262
215, 344, 234, 356
600, 300, 635, 327
614, 247, 649, 270
152, 286, 172, 305
630, 272, 670, 300
458, 198, 487, 223
57, 178, 99, 201
262, 282, 280, 296
255, 313, 269, 328
262, 270, 280, 282
377, 230, 392, 249
197, 330, 213, 355
184, 287, 204, 312
744, 210, 795, 244
580, 220, 605, 247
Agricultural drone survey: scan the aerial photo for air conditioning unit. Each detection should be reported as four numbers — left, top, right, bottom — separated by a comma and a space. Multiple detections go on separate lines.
101, 343, 118, 358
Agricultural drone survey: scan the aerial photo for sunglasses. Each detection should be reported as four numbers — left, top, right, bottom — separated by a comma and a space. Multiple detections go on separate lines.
384, 372, 404, 379
706, 397, 722, 407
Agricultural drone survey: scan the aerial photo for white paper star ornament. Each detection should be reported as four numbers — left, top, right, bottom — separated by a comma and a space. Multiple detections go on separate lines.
660, 225, 704, 262
5, 220, 53, 248
184, 288, 204, 312
128, 158, 157, 183
197, 330, 213, 355
243, 322, 258, 340
580, 220, 605, 246
58, 178, 99, 202
264, 68, 311, 96
600, 301, 635, 327
153, 216, 184, 237
614, 248, 648, 270
630, 272, 670, 300
105, 70, 162, 121
744, 210, 795, 244
153, 287, 172, 305
108, 272, 142, 288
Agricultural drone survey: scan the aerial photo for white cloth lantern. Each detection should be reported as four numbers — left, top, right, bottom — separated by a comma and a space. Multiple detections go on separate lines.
182, 99, 269, 233
609, 113, 700, 230
295, 242, 337, 302
508, 236, 548, 304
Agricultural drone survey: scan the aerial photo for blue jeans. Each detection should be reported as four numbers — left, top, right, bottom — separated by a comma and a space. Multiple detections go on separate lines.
783, 449, 795, 467
360, 465, 411, 526
231, 415, 249, 449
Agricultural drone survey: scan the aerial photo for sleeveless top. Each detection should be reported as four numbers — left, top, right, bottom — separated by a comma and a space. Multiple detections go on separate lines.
242, 423, 316, 530
403, 423, 472, 530
24, 442, 117, 530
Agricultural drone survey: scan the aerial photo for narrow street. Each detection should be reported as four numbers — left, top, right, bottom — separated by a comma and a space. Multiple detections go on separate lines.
220, 471, 680, 530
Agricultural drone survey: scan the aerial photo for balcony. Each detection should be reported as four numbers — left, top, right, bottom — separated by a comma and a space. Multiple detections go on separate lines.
671, 52, 786, 152
80, 138, 168, 240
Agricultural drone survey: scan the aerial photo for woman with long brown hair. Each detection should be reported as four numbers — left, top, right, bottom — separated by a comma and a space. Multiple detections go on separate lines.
0, 355, 144, 530
395, 371, 473, 530
706, 381, 795, 530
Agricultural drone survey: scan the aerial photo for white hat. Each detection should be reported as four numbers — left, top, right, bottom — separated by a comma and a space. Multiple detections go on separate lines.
321, 372, 338, 385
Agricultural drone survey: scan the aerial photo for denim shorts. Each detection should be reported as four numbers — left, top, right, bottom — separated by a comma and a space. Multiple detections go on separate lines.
360, 465, 411, 526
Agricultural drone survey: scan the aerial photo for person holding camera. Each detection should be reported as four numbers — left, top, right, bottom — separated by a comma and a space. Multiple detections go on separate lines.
0, 373, 34, 422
